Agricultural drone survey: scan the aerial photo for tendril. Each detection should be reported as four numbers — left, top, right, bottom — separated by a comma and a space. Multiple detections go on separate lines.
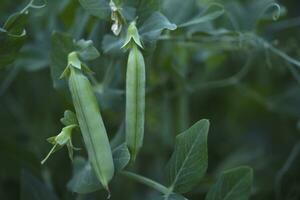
260, 3, 281, 21
20, 0, 46, 14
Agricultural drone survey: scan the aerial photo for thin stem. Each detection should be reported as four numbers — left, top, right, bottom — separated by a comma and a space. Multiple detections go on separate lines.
120, 171, 170, 194
190, 55, 252, 91
262, 40, 300, 68
20, 0, 46, 13
286, 63, 300, 85
41, 144, 58, 164
20, 0, 34, 13
267, 16, 300, 32
0, 65, 20, 97
275, 141, 300, 200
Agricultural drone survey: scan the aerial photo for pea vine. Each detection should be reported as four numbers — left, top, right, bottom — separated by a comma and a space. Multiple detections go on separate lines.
1, 0, 300, 200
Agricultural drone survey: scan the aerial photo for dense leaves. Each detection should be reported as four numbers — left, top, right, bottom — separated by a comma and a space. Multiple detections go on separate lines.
167, 119, 209, 193
206, 166, 253, 200
67, 143, 130, 194
1, 0, 300, 200
0, 12, 27, 68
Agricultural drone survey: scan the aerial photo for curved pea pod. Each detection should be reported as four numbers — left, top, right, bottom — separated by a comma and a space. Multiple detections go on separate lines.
125, 44, 145, 162
67, 66, 114, 192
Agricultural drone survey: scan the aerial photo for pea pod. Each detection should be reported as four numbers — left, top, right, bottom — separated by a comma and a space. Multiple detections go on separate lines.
63, 53, 114, 192
125, 44, 145, 162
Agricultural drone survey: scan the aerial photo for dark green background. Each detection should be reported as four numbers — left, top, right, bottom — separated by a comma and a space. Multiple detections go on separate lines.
1, 0, 300, 199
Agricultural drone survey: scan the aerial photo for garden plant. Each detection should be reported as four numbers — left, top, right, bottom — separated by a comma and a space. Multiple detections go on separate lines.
1, 0, 300, 200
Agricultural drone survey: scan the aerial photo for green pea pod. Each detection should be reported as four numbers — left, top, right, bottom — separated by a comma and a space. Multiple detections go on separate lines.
68, 66, 114, 192
125, 44, 145, 162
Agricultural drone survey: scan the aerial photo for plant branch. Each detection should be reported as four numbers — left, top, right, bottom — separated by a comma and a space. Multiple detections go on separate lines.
120, 171, 170, 194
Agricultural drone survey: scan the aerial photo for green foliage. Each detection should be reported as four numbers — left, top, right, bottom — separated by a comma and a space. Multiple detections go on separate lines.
78, 0, 110, 19
0, 12, 27, 69
67, 143, 130, 194
167, 119, 209, 194
206, 166, 253, 200
139, 11, 177, 41
1, 0, 300, 200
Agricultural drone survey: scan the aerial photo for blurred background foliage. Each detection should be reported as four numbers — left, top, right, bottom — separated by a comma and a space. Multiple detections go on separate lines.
1, 0, 300, 199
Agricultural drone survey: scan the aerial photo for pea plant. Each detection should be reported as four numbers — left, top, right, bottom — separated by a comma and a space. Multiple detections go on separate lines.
1, 0, 300, 200
44, 1, 254, 198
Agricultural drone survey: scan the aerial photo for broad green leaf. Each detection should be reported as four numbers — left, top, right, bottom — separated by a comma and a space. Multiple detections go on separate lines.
75, 39, 100, 61
112, 143, 131, 170
0, 30, 26, 69
120, 6, 136, 21
60, 110, 78, 126
135, 0, 161, 22
178, 7, 224, 28
0, 12, 28, 69
67, 143, 130, 193
50, 32, 99, 88
163, 0, 198, 25
20, 170, 59, 200
205, 166, 253, 200
50, 32, 75, 89
167, 119, 209, 193
101, 34, 123, 55
67, 157, 101, 194
140, 12, 177, 42
3, 12, 28, 35
78, 0, 110, 19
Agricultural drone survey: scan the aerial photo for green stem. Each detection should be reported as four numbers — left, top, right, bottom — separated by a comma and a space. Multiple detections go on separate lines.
120, 171, 170, 194
41, 144, 58, 164
20, 0, 34, 13
20, 0, 46, 13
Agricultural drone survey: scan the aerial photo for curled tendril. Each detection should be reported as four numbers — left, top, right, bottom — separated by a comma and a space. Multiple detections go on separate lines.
20, 0, 46, 14
261, 3, 281, 21
270, 3, 281, 20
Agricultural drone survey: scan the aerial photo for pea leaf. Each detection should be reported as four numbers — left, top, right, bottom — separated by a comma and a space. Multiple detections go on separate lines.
67, 157, 101, 194
102, 34, 124, 55
205, 166, 253, 200
112, 143, 131, 170
75, 39, 100, 61
60, 110, 78, 126
162, 0, 198, 25
67, 143, 130, 193
78, 0, 110, 19
0, 13, 28, 69
178, 7, 224, 28
50, 32, 75, 89
135, 0, 161, 22
167, 119, 209, 193
0, 30, 26, 69
50, 32, 99, 89
140, 12, 177, 42
3, 12, 28, 35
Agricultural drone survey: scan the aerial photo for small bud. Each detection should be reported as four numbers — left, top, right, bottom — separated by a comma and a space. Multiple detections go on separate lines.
41, 124, 79, 164
121, 21, 143, 49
